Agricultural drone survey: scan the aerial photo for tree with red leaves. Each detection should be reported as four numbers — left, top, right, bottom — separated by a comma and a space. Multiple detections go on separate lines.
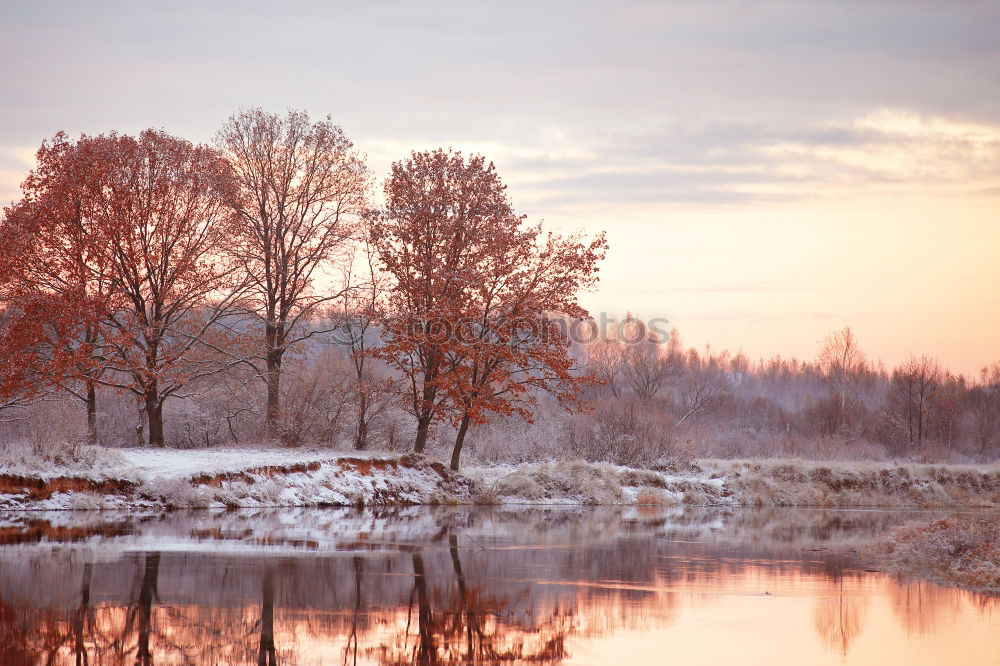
370, 149, 605, 465
2, 130, 245, 447
0, 133, 113, 438
80, 129, 247, 447
442, 228, 606, 469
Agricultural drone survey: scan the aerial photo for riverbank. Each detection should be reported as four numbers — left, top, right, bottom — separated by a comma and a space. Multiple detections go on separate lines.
1, 444, 999, 511
867, 514, 1000, 595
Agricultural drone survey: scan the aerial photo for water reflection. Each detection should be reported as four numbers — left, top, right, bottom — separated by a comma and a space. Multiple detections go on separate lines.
0, 506, 996, 665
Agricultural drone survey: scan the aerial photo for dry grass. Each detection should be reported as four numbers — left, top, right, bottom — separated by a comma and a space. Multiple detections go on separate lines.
471, 458, 1000, 507
635, 488, 670, 505
868, 515, 1000, 594
701, 458, 1000, 508
485, 460, 627, 505
0, 439, 127, 478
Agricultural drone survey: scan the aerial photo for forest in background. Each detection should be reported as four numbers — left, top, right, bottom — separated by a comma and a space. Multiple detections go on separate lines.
1, 110, 998, 469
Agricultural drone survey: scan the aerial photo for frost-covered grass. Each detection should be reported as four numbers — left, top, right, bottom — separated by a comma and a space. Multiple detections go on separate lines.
0, 445, 475, 511
2, 443, 999, 511
868, 514, 1000, 594
0, 439, 128, 479
702, 458, 1000, 508
467, 459, 728, 506
465, 458, 1000, 508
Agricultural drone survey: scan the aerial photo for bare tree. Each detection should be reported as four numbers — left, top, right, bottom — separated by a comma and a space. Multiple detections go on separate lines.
621, 316, 677, 402
217, 108, 370, 437
968, 362, 1000, 458
888, 354, 941, 449
675, 348, 727, 426
817, 326, 868, 433
586, 338, 626, 398
336, 236, 395, 450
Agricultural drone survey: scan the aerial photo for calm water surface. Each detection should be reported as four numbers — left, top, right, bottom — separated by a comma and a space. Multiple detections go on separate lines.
0, 506, 997, 665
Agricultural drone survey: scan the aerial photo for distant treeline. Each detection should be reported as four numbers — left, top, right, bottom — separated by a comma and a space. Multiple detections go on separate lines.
573, 322, 1000, 463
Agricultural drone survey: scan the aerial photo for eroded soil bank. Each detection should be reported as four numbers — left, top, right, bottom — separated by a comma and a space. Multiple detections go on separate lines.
1, 447, 998, 511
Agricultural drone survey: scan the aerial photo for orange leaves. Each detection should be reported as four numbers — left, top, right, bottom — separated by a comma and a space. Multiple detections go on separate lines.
0, 129, 246, 444
369, 149, 606, 456
0, 135, 112, 407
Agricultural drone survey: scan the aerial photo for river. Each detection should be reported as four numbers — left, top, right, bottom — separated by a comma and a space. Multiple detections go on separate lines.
0, 506, 996, 664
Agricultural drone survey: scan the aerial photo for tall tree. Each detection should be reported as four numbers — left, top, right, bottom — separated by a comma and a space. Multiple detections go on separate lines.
888, 354, 941, 449
968, 362, 1000, 457
336, 235, 395, 450
370, 149, 526, 453
217, 108, 370, 436
442, 227, 606, 469
0, 133, 114, 441
621, 315, 677, 403
82, 130, 245, 447
817, 326, 868, 434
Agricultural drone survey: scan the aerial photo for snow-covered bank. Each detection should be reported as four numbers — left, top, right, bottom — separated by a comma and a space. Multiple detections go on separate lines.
0, 447, 474, 511
1, 445, 998, 511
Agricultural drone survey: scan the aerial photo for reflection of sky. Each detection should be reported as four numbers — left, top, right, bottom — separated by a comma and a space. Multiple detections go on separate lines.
4, 559, 997, 664
1, 1, 998, 373
2, 507, 1000, 663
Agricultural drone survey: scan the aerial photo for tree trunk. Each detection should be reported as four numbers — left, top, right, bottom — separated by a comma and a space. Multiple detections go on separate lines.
145, 390, 165, 448
265, 352, 282, 437
135, 396, 146, 448
85, 379, 98, 446
354, 391, 369, 450
917, 395, 925, 446
413, 362, 439, 453
450, 411, 472, 471
264, 322, 284, 437
414, 412, 432, 453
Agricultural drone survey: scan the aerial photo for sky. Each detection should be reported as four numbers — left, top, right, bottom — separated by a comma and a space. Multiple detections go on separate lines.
1, 0, 998, 375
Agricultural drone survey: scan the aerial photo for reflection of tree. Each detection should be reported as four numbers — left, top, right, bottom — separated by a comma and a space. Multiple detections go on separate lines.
412, 552, 437, 663
74, 563, 92, 666
11, 506, 1000, 665
448, 534, 474, 660
443, 534, 566, 663
812, 576, 866, 656
0, 563, 99, 665
345, 556, 364, 666
135, 552, 160, 666
258, 568, 277, 666
889, 581, 955, 634
380, 537, 573, 665
0, 599, 46, 664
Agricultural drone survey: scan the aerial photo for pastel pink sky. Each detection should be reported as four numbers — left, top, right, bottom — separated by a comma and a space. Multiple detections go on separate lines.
1, 1, 998, 375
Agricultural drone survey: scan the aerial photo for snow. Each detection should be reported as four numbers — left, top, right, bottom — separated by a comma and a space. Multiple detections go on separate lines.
3, 446, 998, 512
117, 447, 343, 481
0, 446, 474, 511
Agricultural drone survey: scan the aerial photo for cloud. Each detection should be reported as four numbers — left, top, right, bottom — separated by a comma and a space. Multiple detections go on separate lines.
486, 111, 1000, 209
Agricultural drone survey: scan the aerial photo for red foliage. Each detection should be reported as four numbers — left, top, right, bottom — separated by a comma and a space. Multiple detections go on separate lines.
1, 130, 245, 445
0, 133, 111, 421
370, 149, 606, 466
